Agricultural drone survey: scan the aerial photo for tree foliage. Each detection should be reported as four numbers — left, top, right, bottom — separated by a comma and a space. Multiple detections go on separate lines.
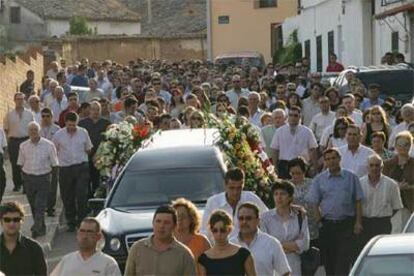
274, 29, 302, 65
69, 16, 93, 35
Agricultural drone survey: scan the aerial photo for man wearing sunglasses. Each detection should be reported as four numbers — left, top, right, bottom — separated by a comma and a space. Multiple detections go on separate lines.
231, 203, 291, 276
0, 201, 47, 275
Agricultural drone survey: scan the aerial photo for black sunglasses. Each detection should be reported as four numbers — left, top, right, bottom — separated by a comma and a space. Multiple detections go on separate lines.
3, 217, 22, 223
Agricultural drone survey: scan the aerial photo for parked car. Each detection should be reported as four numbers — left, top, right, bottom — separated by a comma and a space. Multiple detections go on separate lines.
334, 64, 414, 107
214, 51, 266, 71
403, 213, 414, 233
349, 234, 414, 275
89, 129, 226, 268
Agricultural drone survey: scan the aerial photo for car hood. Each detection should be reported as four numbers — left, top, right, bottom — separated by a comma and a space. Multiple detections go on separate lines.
96, 205, 206, 236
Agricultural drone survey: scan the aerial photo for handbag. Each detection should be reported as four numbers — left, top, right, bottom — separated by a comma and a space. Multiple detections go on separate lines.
297, 212, 321, 276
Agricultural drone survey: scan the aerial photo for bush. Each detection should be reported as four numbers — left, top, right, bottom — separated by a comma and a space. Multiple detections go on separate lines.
273, 29, 302, 65
69, 16, 93, 35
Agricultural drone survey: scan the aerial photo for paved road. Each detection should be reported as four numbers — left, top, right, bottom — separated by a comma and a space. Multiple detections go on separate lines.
46, 229, 77, 272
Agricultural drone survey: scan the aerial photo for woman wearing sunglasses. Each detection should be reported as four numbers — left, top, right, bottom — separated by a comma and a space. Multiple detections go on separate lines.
198, 210, 256, 276
383, 131, 414, 232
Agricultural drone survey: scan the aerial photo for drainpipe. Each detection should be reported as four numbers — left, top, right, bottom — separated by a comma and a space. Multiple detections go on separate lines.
206, 0, 212, 61
147, 0, 152, 24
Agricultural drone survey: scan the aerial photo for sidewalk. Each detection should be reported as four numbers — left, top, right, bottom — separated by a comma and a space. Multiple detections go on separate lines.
2, 160, 63, 252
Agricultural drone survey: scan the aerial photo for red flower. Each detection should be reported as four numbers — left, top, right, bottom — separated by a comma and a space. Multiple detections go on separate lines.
133, 124, 150, 139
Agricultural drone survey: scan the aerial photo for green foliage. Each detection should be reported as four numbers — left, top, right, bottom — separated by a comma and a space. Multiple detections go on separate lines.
69, 16, 93, 35
274, 29, 302, 65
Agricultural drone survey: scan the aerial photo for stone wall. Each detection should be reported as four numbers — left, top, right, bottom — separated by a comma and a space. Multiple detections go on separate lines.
43, 35, 207, 64
0, 48, 44, 127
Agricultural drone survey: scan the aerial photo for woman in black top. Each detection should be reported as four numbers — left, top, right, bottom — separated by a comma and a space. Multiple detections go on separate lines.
362, 105, 390, 146
198, 210, 256, 276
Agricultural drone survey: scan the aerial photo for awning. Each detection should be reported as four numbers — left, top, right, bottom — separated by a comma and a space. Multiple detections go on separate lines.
374, 3, 414, 20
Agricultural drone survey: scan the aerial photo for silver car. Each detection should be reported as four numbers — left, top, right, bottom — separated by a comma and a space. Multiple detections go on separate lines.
349, 234, 414, 275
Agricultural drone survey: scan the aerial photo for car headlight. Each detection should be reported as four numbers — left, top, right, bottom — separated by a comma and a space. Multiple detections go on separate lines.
110, 237, 121, 251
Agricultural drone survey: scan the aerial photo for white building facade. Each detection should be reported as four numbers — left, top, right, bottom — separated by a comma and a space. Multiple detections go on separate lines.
283, 0, 414, 71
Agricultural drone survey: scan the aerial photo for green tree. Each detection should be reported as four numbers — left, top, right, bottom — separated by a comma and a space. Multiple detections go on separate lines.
69, 16, 93, 35
274, 29, 302, 65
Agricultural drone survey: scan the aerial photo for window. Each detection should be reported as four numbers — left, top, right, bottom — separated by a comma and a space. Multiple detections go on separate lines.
328, 31, 334, 56
392, 32, 399, 52
381, 0, 402, 6
256, 0, 277, 8
271, 24, 283, 57
10, 7, 21, 24
316, 35, 322, 72
218, 15, 230, 24
304, 40, 311, 60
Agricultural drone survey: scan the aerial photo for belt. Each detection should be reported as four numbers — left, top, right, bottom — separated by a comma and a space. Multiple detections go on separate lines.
22, 171, 51, 177
9, 137, 29, 140
322, 217, 354, 224
61, 162, 88, 168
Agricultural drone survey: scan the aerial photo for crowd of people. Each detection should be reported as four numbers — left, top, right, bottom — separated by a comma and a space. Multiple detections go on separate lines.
0, 53, 413, 275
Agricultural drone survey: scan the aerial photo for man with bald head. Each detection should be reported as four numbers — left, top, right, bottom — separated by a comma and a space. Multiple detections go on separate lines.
225, 74, 250, 109
17, 121, 58, 238
261, 109, 286, 158
359, 154, 403, 248
248, 92, 264, 127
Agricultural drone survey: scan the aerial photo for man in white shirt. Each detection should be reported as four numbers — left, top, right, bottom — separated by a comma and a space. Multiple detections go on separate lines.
226, 75, 250, 110
3, 92, 34, 192
201, 168, 268, 241
302, 83, 322, 126
51, 217, 121, 276
309, 96, 336, 142
338, 124, 375, 177
17, 121, 58, 238
28, 95, 42, 124
43, 80, 59, 108
53, 111, 93, 232
248, 92, 264, 127
388, 103, 414, 150
342, 94, 363, 126
359, 154, 403, 248
0, 128, 7, 202
231, 203, 291, 276
271, 106, 318, 178
50, 86, 68, 123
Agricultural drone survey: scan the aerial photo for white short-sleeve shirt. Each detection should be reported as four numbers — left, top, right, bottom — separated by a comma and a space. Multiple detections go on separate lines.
270, 124, 318, 161
359, 175, 403, 218
231, 230, 291, 276
50, 251, 121, 276
337, 144, 375, 178
310, 111, 336, 141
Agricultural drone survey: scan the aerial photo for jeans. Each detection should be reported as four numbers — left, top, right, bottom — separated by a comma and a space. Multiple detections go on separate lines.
8, 137, 28, 189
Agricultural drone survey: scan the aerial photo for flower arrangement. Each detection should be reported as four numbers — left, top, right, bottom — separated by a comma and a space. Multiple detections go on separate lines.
208, 114, 277, 205
94, 121, 152, 178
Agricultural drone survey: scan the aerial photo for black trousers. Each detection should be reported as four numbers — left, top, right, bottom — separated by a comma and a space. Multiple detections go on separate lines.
0, 153, 6, 202
358, 216, 391, 250
8, 137, 28, 189
47, 168, 59, 212
320, 217, 356, 276
88, 159, 100, 198
59, 163, 89, 227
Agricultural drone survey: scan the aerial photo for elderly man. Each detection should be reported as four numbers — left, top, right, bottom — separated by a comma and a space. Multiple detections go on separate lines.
231, 203, 291, 276
17, 122, 58, 237
307, 148, 363, 276
260, 108, 286, 158
3, 92, 34, 192
248, 92, 264, 127
50, 86, 68, 123
226, 74, 250, 109
271, 106, 318, 179
338, 124, 375, 178
201, 168, 268, 240
43, 80, 58, 107
53, 112, 93, 232
51, 217, 121, 276
28, 95, 42, 123
359, 154, 403, 248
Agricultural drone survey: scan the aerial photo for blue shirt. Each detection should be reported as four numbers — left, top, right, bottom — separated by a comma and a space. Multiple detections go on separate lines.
70, 75, 89, 87
360, 98, 384, 111
306, 169, 364, 220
